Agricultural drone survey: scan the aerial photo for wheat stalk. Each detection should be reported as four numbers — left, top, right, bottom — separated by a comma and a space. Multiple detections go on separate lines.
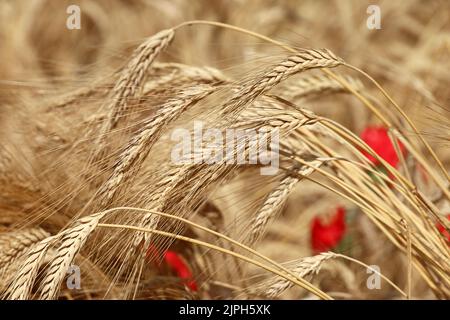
131, 108, 315, 248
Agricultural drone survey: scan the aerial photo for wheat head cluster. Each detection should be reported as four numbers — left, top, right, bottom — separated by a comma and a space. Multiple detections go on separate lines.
0, 0, 449, 300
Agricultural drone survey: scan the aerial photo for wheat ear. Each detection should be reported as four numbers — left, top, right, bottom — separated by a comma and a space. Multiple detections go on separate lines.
106, 28, 175, 129
246, 159, 326, 246
38, 213, 104, 300
0, 228, 50, 271
92, 28, 175, 161
221, 49, 344, 115
6, 237, 55, 300
260, 252, 334, 298
96, 86, 215, 208
279, 73, 363, 100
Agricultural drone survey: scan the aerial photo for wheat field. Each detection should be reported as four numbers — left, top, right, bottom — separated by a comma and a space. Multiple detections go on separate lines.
0, 0, 449, 300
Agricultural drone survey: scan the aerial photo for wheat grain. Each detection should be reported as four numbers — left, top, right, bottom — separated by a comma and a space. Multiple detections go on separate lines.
0, 228, 50, 271
6, 237, 54, 300
277, 74, 363, 100
1, 10, 449, 300
38, 213, 104, 300
106, 29, 175, 129
92, 29, 175, 163
96, 85, 216, 208
258, 252, 334, 298
246, 158, 326, 246
221, 49, 344, 116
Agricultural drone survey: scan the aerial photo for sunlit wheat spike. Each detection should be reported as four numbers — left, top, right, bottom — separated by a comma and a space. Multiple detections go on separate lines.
107, 28, 175, 130
221, 49, 344, 115
247, 159, 327, 246
278, 74, 363, 100
0, 228, 50, 271
260, 252, 334, 298
6, 237, 55, 300
39, 214, 103, 300
93, 28, 175, 161
96, 86, 215, 209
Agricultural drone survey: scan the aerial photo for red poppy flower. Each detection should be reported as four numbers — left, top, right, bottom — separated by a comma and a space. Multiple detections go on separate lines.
164, 250, 198, 291
436, 214, 450, 244
360, 126, 406, 168
145, 245, 198, 291
311, 206, 346, 253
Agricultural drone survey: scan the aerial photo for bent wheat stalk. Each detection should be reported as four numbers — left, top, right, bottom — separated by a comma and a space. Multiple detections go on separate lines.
97, 222, 332, 300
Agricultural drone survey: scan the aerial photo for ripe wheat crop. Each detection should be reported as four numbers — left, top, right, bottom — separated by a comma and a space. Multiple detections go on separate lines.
0, 0, 449, 300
